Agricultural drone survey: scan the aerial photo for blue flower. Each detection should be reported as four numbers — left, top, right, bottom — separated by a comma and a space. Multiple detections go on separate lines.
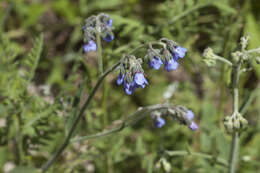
104, 34, 114, 42
174, 46, 187, 59
154, 117, 166, 128
107, 19, 113, 27
134, 72, 148, 88
148, 56, 163, 70
117, 73, 125, 85
118, 72, 148, 95
124, 80, 136, 95
83, 40, 97, 53
189, 122, 198, 131
164, 58, 179, 71
185, 110, 198, 131
186, 110, 194, 120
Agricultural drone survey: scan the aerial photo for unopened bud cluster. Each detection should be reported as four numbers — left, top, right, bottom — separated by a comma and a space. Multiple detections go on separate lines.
223, 112, 248, 133
202, 47, 217, 67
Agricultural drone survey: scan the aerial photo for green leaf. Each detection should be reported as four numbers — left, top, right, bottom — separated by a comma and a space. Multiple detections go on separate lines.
244, 13, 260, 78
9, 166, 40, 173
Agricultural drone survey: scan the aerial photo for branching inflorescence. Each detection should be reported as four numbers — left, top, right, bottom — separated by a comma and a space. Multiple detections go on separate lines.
203, 36, 260, 173
81, 13, 196, 130
41, 13, 199, 172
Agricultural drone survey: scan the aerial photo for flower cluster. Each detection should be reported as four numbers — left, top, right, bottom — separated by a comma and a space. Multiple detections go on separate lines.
117, 55, 148, 95
145, 39, 187, 71
117, 39, 187, 95
184, 110, 198, 131
82, 13, 114, 53
151, 106, 198, 131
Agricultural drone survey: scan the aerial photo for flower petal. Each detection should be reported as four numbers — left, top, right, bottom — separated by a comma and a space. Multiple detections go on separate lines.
83, 40, 97, 53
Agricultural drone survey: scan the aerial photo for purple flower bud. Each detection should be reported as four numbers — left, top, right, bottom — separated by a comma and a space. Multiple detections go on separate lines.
107, 19, 113, 27
134, 72, 148, 88
164, 58, 179, 71
104, 34, 114, 42
189, 122, 198, 131
148, 56, 163, 70
83, 40, 97, 53
174, 46, 186, 59
154, 117, 166, 128
117, 73, 125, 85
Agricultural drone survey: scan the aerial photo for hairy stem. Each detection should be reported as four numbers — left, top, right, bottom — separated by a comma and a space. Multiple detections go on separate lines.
41, 61, 120, 172
228, 62, 241, 173
71, 104, 170, 142
41, 41, 160, 172
96, 32, 103, 76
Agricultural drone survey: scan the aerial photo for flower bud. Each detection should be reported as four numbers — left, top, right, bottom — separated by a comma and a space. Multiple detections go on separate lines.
224, 117, 234, 133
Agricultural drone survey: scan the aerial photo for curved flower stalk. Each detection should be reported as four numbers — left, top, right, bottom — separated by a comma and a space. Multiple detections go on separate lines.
72, 103, 199, 143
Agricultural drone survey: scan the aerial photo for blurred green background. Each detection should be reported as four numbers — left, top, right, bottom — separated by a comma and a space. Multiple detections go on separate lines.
0, 0, 260, 172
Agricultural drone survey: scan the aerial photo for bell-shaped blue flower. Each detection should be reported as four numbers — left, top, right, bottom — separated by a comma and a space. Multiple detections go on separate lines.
123, 81, 136, 95
154, 117, 166, 128
134, 72, 148, 88
107, 19, 113, 27
117, 73, 125, 85
174, 46, 187, 59
148, 56, 163, 70
164, 58, 179, 71
83, 40, 97, 53
189, 122, 198, 131
104, 34, 114, 42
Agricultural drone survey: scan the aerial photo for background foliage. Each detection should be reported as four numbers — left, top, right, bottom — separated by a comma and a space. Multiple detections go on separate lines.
0, 0, 260, 172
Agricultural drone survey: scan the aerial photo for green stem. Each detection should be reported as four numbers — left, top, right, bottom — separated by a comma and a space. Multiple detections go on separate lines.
71, 104, 170, 142
228, 62, 241, 173
215, 56, 233, 66
96, 32, 103, 76
41, 41, 158, 172
165, 150, 228, 167
229, 132, 239, 173
41, 61, 120, 173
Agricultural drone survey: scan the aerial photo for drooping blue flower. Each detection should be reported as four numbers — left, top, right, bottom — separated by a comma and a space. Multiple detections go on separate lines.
107, 19, 113, 27
103, 34, 114, 42
154, 116, 166, 128
118, 72, 148, 95
134, 72, 148, 88
164, 58, 179, 71
174, 46, 187, 59
148, 56, 163, 70
123, 80, 136, 95
83, 40, 97, 53
189, 122, 198, 131
117, 73, 125, 85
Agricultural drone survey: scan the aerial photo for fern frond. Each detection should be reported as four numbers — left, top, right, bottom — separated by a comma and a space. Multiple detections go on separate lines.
21, 34, 44, 87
